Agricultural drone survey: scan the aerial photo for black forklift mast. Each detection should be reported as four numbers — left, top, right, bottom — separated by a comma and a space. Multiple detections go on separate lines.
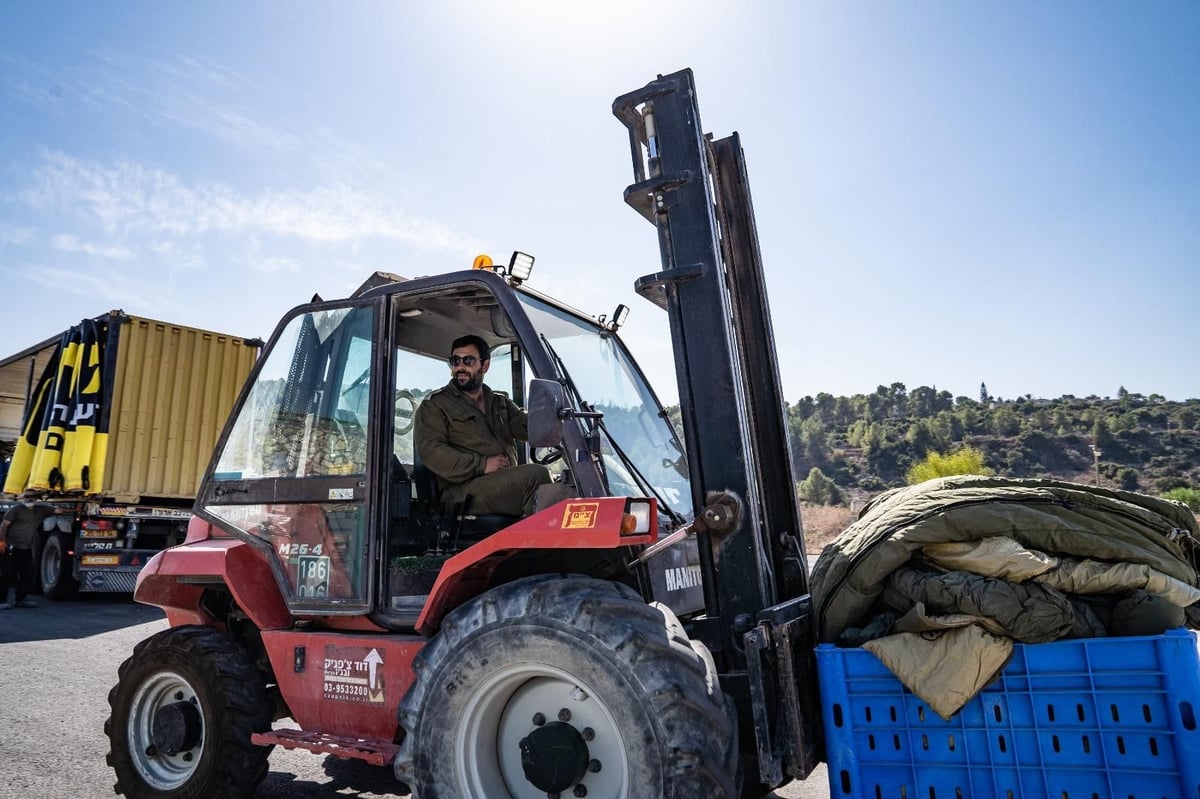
613, 69, 819, 784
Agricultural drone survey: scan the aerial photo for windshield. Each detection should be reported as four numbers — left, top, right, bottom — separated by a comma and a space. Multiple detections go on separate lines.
518, 293, 691, 515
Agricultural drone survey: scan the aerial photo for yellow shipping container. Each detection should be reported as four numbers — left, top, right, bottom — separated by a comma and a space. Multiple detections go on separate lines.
1, 312, 261, 501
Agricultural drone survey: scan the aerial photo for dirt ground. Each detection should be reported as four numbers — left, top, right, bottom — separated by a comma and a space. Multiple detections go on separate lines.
799, 503, 857, 556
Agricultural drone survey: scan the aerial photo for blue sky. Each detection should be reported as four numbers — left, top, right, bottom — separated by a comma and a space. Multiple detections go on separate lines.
1, 2, 1196, 404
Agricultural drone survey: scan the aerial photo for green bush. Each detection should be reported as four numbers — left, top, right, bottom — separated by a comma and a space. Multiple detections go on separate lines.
797, 467, 843, 506
906, 445, 994, 485
1164, 487, 1200, 512
1116, 467, 1139, 491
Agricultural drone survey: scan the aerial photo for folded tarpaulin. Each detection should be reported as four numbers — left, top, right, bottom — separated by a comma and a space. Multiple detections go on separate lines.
811, 476, 1200, 643
810, 476, 1200, 717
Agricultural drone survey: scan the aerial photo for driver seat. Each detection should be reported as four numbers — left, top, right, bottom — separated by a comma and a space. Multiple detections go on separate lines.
411, 450, 518, 547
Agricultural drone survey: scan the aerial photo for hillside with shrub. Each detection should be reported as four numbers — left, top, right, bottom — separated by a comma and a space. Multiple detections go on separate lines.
668, 384, 1200, 548
786, 383, 1200, 506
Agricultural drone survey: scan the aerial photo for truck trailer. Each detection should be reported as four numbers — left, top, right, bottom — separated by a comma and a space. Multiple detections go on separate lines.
1, 311, 261, 596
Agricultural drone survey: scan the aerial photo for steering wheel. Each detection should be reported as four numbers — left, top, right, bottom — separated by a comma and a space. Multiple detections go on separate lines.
531, 446, 564, 466
395, 390, 418, 435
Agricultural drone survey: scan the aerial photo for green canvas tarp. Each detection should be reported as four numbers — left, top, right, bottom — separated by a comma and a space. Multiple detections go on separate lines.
811, 475, 1200, 642
810, 476, 1200, 716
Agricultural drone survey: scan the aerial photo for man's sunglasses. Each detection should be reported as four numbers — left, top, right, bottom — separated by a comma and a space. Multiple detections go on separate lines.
448, 355, 480, 367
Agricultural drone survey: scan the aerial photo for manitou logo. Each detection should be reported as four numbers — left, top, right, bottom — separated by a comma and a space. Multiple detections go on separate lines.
664, 565, 703, 592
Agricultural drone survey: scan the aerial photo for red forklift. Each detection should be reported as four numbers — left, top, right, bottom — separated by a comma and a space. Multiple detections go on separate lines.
105, 68, 820, 798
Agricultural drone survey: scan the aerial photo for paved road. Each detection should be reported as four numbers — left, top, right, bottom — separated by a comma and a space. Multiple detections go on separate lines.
0, 595, 830, 798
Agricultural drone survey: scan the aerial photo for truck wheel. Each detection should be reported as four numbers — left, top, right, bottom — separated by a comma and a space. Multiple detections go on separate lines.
105, 626, 273, 799
40, 530, 78, 599
395, 574, 738, 798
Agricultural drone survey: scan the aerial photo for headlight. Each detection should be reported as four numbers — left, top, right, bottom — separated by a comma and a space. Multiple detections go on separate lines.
623, 499, 653, 535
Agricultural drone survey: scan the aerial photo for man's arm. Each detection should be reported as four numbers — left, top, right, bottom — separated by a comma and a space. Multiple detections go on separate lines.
506, 396, 530, 442
0, 518, 10, 550
414, 401, 485, 483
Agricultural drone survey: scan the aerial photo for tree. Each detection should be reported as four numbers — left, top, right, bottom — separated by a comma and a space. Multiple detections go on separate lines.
789, 416, 830, 471
814, 392, 836, 425
834, 396, 854, 427
906, 446, 994, 484
909, 386, 940, 419
846, 419, 870, 449
889, 382, 908, 417
792, 396, 815, 421
797, 467, 843, 506
980, 382, 990, 403
1116, 467, 1139, 491
1092, 416, 1115, 449
992, 406, 1021, 436
956, 404, 981, 435
905, 419, 937, 454
931, 410, 960, 446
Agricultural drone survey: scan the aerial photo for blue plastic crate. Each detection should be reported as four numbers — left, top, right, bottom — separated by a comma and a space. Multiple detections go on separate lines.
817, 629, 1200, 799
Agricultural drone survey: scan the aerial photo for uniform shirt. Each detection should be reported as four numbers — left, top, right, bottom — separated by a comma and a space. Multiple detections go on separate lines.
414, 382, 529, 492
2, 503, 54, 549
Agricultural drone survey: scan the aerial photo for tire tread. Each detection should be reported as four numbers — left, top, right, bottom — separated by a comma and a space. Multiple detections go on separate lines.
104, 625, 272, 798
396, 574, 736, 797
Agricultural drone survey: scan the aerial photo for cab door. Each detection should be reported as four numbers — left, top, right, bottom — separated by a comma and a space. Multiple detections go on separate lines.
199, 300, 381, 614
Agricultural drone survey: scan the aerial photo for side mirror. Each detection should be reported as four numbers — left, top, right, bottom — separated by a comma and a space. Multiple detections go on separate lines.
527, 379, 566, 448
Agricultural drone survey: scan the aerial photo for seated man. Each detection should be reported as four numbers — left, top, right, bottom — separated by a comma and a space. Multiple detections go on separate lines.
414, 335, 550, 518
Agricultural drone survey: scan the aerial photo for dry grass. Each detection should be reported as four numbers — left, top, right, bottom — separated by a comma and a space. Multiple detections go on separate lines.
800, 503, 857, 555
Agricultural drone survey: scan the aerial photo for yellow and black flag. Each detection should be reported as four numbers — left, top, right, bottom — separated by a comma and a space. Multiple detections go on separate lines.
3, 320, 110, 495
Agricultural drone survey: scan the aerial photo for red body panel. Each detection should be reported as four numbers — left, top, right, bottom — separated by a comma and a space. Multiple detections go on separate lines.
262, 629, 424, 741
136, 539, 293, 631
138, 499, 655, 744
416, 497, 653, 634
184, 515, 225, 544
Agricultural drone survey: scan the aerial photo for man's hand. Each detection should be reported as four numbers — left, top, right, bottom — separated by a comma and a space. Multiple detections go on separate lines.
0, 540, 7, 555
483, 454, 510, 474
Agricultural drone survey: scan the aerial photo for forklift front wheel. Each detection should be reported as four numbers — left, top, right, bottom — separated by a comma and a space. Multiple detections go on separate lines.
396, 574, 738, 798
105, 626, 273, 799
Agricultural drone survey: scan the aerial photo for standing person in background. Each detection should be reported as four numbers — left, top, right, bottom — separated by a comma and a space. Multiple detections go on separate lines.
0, 490, 61, 609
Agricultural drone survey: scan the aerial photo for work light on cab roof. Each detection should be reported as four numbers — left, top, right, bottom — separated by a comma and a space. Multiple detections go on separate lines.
471, 251, 535, 284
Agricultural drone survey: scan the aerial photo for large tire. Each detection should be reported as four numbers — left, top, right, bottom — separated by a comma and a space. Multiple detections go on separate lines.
40, 530, 78, 599
105, 626, 273, 799
395, 574, 738, 798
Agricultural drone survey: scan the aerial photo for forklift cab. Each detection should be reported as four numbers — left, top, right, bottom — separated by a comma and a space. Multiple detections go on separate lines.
195, 265, 696, 627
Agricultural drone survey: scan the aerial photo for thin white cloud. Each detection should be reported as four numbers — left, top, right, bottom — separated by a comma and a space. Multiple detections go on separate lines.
0, 225, 35, 246
22, 151, 485, 253
52, 233, 134, 260
4, 264, 152, 309
250, 256, 301, 274
0, 53, 66, 112
149, 241, 207, 271
88, 48, 303, 153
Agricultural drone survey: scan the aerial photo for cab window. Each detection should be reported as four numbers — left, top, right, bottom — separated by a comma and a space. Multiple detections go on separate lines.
205, 304, 375, 609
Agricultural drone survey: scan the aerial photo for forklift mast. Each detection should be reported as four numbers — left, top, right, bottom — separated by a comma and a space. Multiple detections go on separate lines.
613, 69, 819, 783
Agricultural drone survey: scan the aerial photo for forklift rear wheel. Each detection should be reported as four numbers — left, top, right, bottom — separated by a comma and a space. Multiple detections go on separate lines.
396, 574, 738, 798
105, 626, 273, 799
40, 530, 78, 599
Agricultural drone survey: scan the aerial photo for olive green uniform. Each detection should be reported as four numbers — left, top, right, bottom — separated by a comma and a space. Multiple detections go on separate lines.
414, 382, 550, 516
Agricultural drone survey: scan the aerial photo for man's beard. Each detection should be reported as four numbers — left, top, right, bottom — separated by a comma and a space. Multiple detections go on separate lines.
454, 371, 483, 392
